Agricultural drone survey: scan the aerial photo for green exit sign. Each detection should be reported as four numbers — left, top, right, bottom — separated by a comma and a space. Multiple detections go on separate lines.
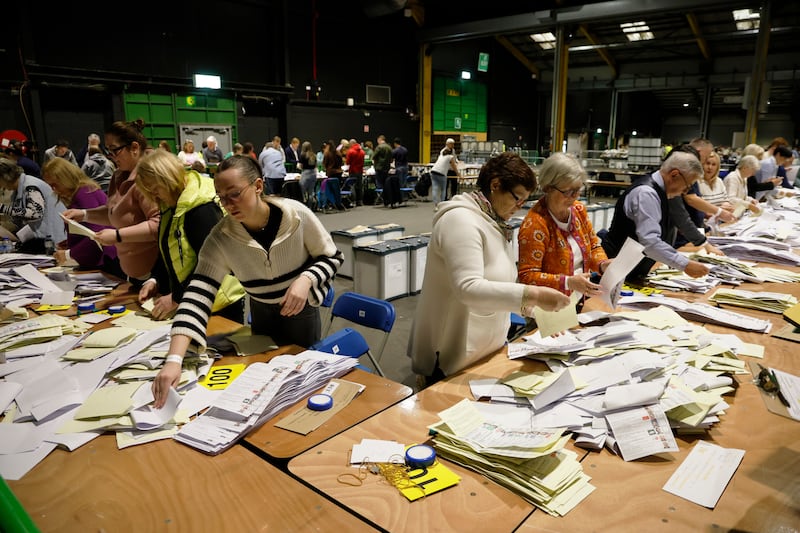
454, 117, 462, 129
478, 52, 489, 73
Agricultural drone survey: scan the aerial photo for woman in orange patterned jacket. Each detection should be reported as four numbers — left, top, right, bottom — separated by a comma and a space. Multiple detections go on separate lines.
518, 152, 611, 300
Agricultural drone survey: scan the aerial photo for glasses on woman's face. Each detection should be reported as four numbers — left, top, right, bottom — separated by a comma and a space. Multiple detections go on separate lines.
552, 184, 583, 198
216, 182, 253, 205
107, 143, 130, 157
507, 188, 528, 206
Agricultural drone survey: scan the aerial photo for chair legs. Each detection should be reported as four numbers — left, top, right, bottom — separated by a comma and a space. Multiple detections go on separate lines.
365, 349, 386, 377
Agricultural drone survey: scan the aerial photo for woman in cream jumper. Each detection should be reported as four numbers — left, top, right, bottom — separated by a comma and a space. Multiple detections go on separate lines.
152, 155, 343, 407
409, 152, 570, 388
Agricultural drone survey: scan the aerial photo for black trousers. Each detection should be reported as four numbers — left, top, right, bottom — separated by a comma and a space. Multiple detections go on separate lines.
249, 299, 321, 347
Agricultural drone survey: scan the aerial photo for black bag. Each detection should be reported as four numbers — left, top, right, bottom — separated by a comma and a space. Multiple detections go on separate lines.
415, 172, 432, 196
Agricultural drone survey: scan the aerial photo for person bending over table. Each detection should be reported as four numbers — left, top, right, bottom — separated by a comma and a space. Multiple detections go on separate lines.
133, 150, 246, 322
0, 157, 65, 253
41, 157, 121, 276
408, 152, 571, 389
152, 155, 343, 407
518, 152, 611, 304
601, 151, 712, 282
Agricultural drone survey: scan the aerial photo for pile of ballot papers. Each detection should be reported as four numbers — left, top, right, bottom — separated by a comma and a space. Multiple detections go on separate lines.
174, 351, 358, 455
429, 399, 594, 516
708, 287, 798, 314
489, 306, 764, 474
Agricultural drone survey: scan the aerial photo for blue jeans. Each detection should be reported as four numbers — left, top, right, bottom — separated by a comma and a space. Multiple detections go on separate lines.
431, 171, 447, 204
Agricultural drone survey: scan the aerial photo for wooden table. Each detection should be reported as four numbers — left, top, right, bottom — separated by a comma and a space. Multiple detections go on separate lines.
519, 274, 800, 531
288, 348, 581, 532
7, 435, 376, 533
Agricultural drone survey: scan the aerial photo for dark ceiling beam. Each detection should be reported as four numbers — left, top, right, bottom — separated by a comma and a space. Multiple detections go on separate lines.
685, 13, 711, 60
418, 0, 744, 43
494, 36, 540, 78
577, 24, 618, 79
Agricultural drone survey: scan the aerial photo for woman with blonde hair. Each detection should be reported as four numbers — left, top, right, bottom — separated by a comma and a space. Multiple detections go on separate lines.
134, 150, 245, 322
41, 157, 120, 275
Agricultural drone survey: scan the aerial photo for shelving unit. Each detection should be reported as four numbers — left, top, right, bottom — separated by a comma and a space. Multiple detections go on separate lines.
627, 137, 662, 169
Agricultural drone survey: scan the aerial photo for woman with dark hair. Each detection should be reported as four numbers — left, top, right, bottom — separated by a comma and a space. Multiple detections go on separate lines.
62, 119, 160, 287
408, 152, 570, 388
151, 155, 343, 407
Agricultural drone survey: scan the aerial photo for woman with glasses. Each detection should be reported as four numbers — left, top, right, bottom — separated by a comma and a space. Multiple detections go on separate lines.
62, 119, 160, 287
518, 152, 611, 300
408, 152, 571, 389
151, 155, 343, 407
134, 150, 245, 322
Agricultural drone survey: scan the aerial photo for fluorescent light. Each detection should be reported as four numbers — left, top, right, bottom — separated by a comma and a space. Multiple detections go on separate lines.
683, 103, 690, 107
732, 8, 760, 30
530, 32, 556, 50
461, 71, 472, 80
194, 74, 221, 89
632, 130, 637, 136
620, 21, 654, 42
596, 128, 602, 134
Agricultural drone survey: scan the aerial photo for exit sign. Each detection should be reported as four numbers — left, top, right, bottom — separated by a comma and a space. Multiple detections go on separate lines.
454, 117, 462, 129
478, 52, 489, 72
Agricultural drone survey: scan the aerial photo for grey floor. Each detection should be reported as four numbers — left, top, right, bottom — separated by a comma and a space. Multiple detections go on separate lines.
316, 194, 541, 392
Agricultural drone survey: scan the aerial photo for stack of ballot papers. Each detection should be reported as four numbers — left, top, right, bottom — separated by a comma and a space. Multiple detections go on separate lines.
428, 399, 594, 516
174, 350, 358, 454
0, 314, 90, 360
708, 287, 798, 314
616, 294, 772, 333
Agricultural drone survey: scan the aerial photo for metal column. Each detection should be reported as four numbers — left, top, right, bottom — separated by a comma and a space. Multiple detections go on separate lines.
744, 0, 772, 143
550, 26, 569, 153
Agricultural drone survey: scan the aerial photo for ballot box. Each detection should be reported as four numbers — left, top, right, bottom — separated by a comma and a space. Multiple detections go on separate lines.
331, 226, 381, 279
397, 234, 430, 295
353, 239, 411, 301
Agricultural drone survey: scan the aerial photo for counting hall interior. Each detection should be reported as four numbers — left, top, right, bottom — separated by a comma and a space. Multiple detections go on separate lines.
2, 1, 800, 531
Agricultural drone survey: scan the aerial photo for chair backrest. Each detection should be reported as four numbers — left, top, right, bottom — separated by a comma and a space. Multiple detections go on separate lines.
310, 327, 369, 358
330, 291, 395, 333
342, 177, 357, 191
322, 285, 335, 308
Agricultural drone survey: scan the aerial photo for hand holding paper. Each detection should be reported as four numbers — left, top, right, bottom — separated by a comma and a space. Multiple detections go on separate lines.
59, 213, 103, 250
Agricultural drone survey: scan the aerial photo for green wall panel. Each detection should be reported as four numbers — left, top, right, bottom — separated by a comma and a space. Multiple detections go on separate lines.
432, 76, 487, 134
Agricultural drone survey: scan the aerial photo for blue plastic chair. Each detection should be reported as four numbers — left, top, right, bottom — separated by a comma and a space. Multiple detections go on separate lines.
312, 291, 396, 376
310, 327, 374, 374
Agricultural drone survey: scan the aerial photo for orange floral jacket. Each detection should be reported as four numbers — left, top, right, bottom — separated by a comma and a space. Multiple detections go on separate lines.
518, 197, 607, 294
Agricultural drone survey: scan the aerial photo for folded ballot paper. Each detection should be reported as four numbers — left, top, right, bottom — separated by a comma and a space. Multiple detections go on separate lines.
708, 288, 798, 314
174, 350, 358, 454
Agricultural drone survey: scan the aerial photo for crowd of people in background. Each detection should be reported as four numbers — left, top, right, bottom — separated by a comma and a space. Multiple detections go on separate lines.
0, 123, 797, 393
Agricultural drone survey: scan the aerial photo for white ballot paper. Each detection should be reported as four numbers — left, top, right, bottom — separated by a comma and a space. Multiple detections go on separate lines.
60, 213, 103, 250
662, 440, 745, 508
605, 404, 679, 461
599, 237, 645, 310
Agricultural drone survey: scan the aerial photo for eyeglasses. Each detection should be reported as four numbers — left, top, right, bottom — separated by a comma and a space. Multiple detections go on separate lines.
107, 143, 130, 157
507, 189, 527, 206
552, 185, 583, 198
216, 183, 253, 205
677, 171, 694, 193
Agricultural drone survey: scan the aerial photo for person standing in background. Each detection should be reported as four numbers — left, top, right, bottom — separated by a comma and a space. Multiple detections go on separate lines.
346, 138, 365, 206
260, 136, 287, 196
298, 141, 318, 209
285, 137, 301, 170
430, 147, 459, 211
441, 138, 460, 199
76, 133, 102, 168
372, 135, 393, 207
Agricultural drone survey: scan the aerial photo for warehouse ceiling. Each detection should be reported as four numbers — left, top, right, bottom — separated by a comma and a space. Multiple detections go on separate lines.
411, 0, 800, 112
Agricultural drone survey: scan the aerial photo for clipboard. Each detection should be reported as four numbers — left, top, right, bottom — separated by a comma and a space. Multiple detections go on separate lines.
747, 360, 794, 421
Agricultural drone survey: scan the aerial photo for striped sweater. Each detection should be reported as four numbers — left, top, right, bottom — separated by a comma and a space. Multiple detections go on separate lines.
170, 196, 343, 350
